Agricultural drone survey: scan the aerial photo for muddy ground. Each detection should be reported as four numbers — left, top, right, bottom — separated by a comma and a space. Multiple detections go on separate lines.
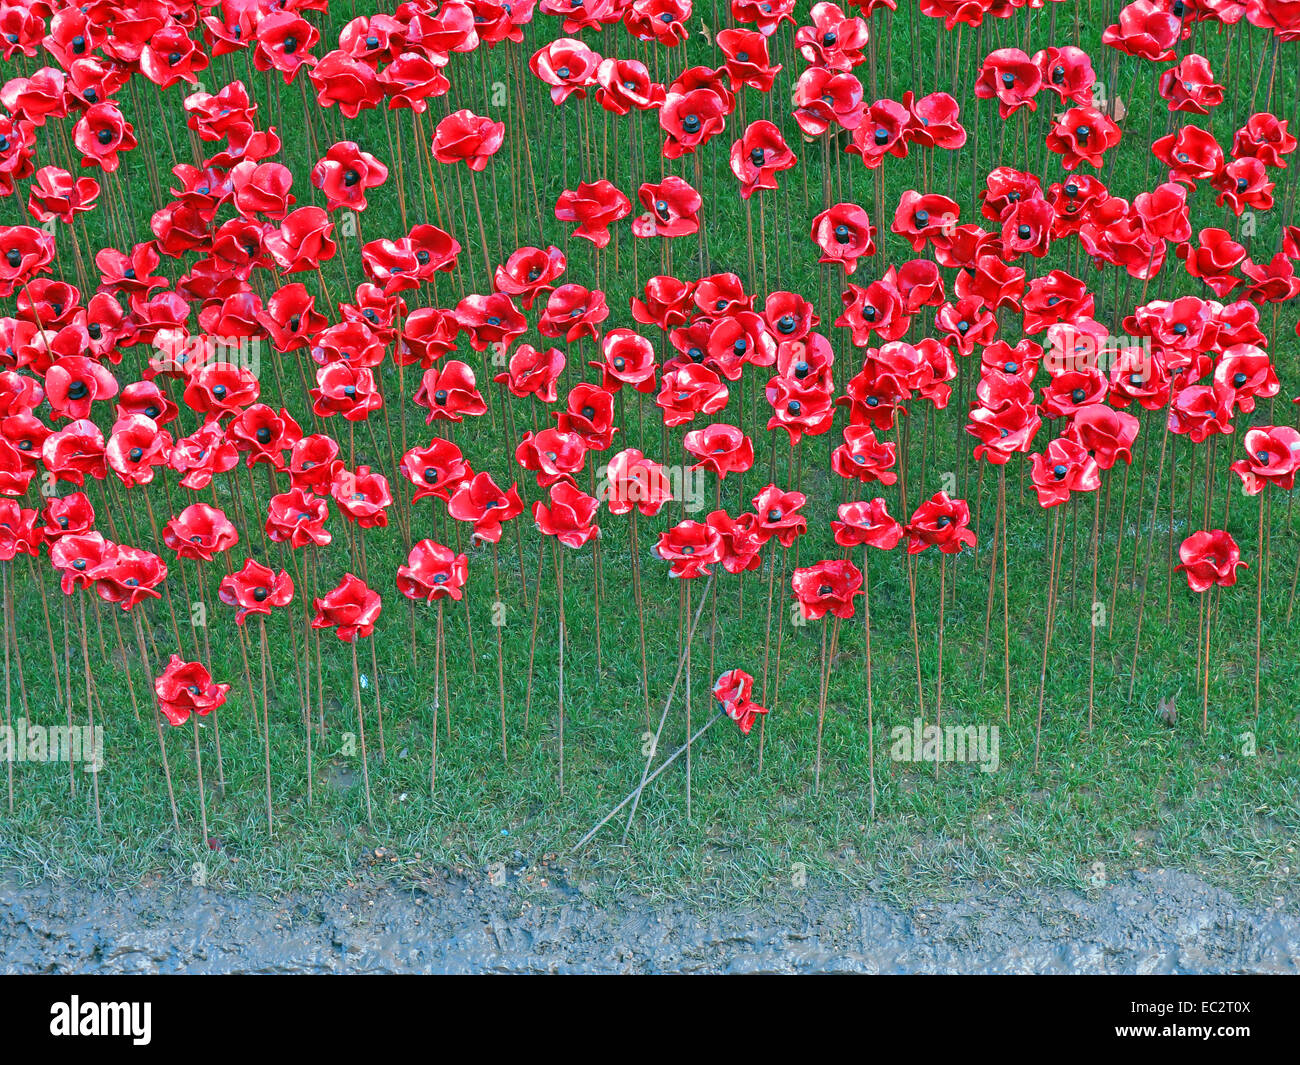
2, 867, 1296, 973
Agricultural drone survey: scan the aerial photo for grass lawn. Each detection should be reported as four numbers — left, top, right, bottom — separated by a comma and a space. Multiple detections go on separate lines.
0, 2, 1297, 908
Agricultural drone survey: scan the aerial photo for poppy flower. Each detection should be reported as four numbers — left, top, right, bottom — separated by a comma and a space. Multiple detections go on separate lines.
831, 424, 897, 484
633, 176, 701, 239
50, 533, 111, 594
448, 472, 524, 543
1152, 125, 1224, 187
266, 487, 332, 549
40, 492, 95, 540
1133, 181, 1192, 243
228, 404, 302, 468
105, 415, 172, 488
154, 656, 230, 727
1214, 344, 1279, 413
796, 3, 869, 70
312, 573, 382, 642
792, 66, 865, 137
494, 245, 566, 309
93, 545, 168, 611
846, 99, 911, 168
397, 540, 469, 602
752, 485, 808, 547
1112, 0, 1189, 50
892, 191, 959, 251
330, 466, 393, 530
72, 102, 137, 173
530, 37, 602, 103
655, 519, 724, 578
1177, 228, 1246, 297
539, 284, 611, 344
265, 206, 337, 273
791, 559, 864, 620
1158, 54, 1226, 115
432, 109, 504, 171
624, 0, 691, 45
764, 291, 820, 341
253, 10, 320, 82
716, 28, 782, 91
1230, 425, 1300, 494
656, 363, 729, 427
218, 559, 295, 625
1243, 254, 1300, 304
712, 668, 768, 734
27, 166, 100, 224
1232, 112, 1297, 168
1028, 438, 1101, 507
811, 202, 876, 274
974, 48, 1042, 117
311, 363, 383, 422
534, 482, 600, 549
600, 448, 674, 516
904, 492, 977, 554
732, 0, 798, 34
1066, 404, 1140, 469
1176, 530, 1247, 592
660, 86, 730, 158
454, 292, 527, 351
1046, 106, 1122, 170
1034, 45, 1096, 106
595, 57, 666, 114
684, 423, 754, 478
495, 344, 567, 402
590, 329, 657, 394
0, 225, 55, 297
311, 141, 388, 211
903, 90, 967, 149
555, 181, 632, 248
516, 427, 588, 488
1213, 157, 1274, 214
832, 498, 903, 551
632, 275, 695, 330
415, 361, 487, 423
163, 504, 238, 562
0, 500, 41, 560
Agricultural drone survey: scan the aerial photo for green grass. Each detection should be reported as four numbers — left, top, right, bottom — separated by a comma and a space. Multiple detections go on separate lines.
0, 4, 1297, 907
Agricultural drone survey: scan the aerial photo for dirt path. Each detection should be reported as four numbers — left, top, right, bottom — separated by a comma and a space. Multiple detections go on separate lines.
1, 869, 1295, 973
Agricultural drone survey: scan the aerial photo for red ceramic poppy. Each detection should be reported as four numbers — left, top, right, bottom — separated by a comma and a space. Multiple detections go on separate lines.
1177, 228, 1246, 297
106, 415, 173, 488
1213, 157, 1274, 215
595, 57, 666, 114
50, 532, 111, 594
684, 423, 754, 478
656, 363, 729, 426
600, 448, 674, 516
632, 275, 695, 330
590, 329, 657, 394
167, 422, 236, 490
792, 67, 865, 137
1028, 437, 1101, 507
0, 500, 41, 561
1230, 425, 1300, 494
92, 544, 168, 611
447, 471, 524, 543
312, 573, 382, 642
832, 498, 903, 551
1133, 181, 1192, 243
1046, 106, 1122, 170
399, 437, 469, 504
72, 102, 137, 173
846, 99, 911, 168
494, 245, 566, 309
311, 141, 389, 211
534, 482, 600, 549
1214, 344, 1279, 413
712, 667, 768, 734
539, 284, 611, 343
716, 28, 782, 91
415, 361, 488, 423
655, 519, 724, 578
265, 487, 332, 549
1158, 54, 1226, 115
1152, 125, 1224, 187
1034, 45, 1096, 106
796, 4, 868, 70
311, 363, 382, 422
163, 503, 238, 562
660, 86, 730, 158
1232, 112, 1297, 168
555, 383, 617, 450
330, 466, 393, 530
264, 206, 337, 273
974, 48, 1042, 118
154, 655, 230, 726
555, 181, 632, 248
252, 10, 321, 83
218, 559, 295, 625
752, 484, 808, 547
1066, 404, 1140, 469
516, 427, 588, 488
832, 424, 897, 484
529, 37, 602, 103
892, 191, 959, 252
1175, 530, 1247, 592
26, 166, 100, 224
495, 344, 567, 402
624, 0, 691, 45
791, 558, 864, 620
454, 292, 527, 351
903, 90, 967, 150
904, 492, 977, 554
397, 540, 469, 602
40, 491, 94, 540
811, 202, 876, 274
633, 176, 702, 239
1101, 0, 1182, 62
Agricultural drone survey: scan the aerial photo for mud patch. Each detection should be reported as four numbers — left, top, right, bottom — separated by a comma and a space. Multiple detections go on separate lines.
0, 869, 1294, 974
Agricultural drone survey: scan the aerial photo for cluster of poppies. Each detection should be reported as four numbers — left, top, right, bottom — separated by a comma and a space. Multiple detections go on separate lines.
0, 0, 1296, 806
